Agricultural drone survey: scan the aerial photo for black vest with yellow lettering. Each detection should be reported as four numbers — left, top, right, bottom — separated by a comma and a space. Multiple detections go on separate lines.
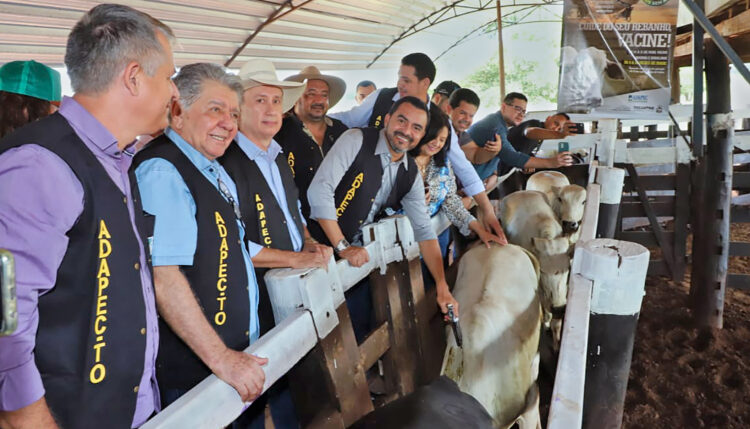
309, 128, 418, 245
0, 113, 149, 429
274, 113, 348, 219
133, 135, 251, 390
220, 141, 305, 334
368, 87, 399, 129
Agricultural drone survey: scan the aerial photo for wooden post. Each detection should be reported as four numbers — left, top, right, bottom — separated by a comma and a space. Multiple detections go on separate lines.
496, 0, 506, 99
576, 239, 649, 429
596, 119, 619, 167
672, 164, 691, 283
690, 41, 733, 329
369, 261, 421, 398
287, 304, 373, 428
692, 0, 705, 158
594, 166, 625, 239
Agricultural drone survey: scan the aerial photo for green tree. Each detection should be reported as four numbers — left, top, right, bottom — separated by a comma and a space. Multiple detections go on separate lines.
464, 54, 558, 106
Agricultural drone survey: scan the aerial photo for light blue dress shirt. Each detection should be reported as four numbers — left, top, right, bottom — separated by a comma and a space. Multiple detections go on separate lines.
135, 127, 260, 342
235, 132, 306, 257
329, 88, 485, 197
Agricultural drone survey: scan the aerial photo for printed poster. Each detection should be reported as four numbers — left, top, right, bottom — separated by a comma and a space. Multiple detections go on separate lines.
557, 0, 679, 118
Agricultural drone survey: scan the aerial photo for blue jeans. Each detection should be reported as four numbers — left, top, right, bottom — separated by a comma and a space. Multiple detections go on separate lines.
345, 278, 373, 344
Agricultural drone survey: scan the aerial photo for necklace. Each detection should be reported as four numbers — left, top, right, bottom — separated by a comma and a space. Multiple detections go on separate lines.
415, 156, 430, 177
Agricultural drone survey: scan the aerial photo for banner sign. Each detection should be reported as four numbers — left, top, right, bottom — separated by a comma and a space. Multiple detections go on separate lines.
557, 0, 679, 118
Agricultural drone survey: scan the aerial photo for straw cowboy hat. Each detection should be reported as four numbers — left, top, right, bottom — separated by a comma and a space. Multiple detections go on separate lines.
284, 65, 346, 109
238, 59, 305, 113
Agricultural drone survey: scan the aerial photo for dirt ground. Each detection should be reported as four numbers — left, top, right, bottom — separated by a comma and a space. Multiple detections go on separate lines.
622, 223, 750, 428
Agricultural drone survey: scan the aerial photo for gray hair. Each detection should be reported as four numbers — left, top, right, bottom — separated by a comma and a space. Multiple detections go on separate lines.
173, 63, 243, 111
65, 4, 175, 94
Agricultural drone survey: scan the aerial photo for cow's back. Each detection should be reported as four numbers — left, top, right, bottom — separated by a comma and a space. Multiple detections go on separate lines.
443, 244, 542, 428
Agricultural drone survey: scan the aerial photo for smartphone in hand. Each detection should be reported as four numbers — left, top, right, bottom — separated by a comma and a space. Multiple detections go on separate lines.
572, 123, 584, 134
558, 141, 570, 153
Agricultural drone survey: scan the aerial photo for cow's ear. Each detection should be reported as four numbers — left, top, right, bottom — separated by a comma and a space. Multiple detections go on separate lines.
551, 186, 562, 196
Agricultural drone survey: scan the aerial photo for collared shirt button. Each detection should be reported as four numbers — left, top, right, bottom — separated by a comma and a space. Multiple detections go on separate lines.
133, 386, 139, 393
134, 262, 140, 270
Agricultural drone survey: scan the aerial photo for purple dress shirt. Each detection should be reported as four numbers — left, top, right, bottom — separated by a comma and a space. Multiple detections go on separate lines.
0, 97, 160, 427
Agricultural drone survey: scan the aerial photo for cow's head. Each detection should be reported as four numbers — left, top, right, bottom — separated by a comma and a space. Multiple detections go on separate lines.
553, 185, 587, 234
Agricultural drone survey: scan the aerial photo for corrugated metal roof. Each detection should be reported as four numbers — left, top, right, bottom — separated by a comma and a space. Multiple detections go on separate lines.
0, 0, 455, 70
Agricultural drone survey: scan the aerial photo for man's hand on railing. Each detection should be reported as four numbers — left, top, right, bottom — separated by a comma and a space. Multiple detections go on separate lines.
211, 348, 268, 403
338, 246, 369, 267
292, 242, 332, 270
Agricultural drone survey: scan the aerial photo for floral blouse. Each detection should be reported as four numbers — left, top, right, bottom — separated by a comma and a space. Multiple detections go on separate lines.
423, 159, 476, 236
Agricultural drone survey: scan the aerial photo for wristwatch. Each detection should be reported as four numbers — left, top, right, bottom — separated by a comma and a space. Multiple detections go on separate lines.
334, 238, 350, 255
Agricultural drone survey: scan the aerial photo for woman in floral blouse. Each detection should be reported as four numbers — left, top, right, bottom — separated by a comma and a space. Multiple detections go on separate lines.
408, 108, 502, 259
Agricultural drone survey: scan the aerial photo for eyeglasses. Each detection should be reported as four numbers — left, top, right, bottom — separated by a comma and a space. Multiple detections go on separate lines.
505, 102, 527, 116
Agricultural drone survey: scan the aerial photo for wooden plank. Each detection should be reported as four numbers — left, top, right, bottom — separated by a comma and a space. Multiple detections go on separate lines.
729, 241, 750, 256
547, 274, 592, 429
731, 204, 750, 222
359, 322, 390, 372
625, 164, 675, 277
315, 305, 373, 426
369, 262, 419, 397
620, 201, 675, 217
732, 171, 750, 189
618, 231, 675, 247
405, 256, 444, 385
727, 274, 750, 291
621, 195, 674, 204
672, 164, 691, 282
622, 175, 676, 191
142, 310, 317, 428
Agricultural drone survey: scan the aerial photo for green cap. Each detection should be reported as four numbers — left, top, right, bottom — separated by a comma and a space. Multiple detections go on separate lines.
0, 60, 61, 102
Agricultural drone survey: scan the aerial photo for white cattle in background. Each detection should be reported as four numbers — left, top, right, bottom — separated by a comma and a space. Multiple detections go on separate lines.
442, 244, 542, 429
499, 190, 571, 347
526, 171, 587, 245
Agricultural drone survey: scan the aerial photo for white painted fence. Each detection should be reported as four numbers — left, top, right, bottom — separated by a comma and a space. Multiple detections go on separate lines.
145, 112, 691, 428
547, 160, 601, 429
142, 214, 438, 429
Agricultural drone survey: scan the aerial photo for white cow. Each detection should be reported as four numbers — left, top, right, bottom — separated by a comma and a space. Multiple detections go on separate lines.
499, 190, 571, 346
526, 171, 587, 242
442, 244, 542, 429
499, 190, 561, 251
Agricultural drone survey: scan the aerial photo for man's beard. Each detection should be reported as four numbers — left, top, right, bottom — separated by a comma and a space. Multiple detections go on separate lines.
387, 131, 412, 153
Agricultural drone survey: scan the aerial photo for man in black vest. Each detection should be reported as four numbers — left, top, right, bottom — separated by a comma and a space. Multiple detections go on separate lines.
329, 53, 507, 244
274, 65, 349, 220
134, 63, 268, 412
0, 5, 176, 428
308, 96, 460, 341
219, 59, 333, 429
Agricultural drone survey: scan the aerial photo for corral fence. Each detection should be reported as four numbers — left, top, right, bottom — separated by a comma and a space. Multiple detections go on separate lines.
141, 105, 747, 428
